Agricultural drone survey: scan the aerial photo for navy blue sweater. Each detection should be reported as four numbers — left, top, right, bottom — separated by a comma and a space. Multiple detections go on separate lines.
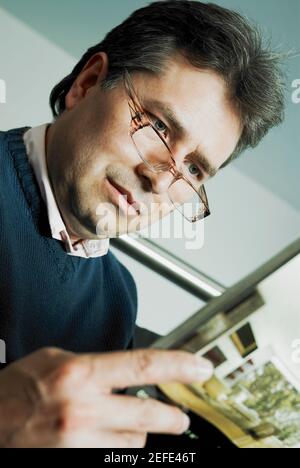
0, 127, 138, 364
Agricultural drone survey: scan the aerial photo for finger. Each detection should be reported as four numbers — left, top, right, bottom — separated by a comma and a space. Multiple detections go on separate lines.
96, 431, 147, 449
49, 395, 190, 435
99, 395, 191, 435
78, 349, 213, 389
67, 395, 190, 435
58, 430, 147, 449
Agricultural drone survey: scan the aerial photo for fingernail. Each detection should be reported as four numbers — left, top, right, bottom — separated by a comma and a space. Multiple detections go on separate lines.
182, 414, 191, 432
194, 356, 214, 380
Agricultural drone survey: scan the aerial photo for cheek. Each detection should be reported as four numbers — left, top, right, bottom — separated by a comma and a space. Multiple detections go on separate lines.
148, 197, 173, 222
96, 99, 129, 144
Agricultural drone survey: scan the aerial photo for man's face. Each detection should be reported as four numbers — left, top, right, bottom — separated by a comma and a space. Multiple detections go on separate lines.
46, 53, 242, 240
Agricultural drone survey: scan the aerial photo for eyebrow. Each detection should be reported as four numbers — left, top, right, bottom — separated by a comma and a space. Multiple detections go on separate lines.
142, 98, 219, 178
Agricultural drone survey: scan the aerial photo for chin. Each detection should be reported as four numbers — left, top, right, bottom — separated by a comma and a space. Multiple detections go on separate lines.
95, 215, 125, 238
97, 213, 147, 238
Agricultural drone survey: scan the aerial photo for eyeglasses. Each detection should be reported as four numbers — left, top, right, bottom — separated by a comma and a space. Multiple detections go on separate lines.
123, 69, 211, 223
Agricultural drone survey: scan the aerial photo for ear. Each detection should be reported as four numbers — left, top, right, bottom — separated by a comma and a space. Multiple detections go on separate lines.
65, 52, 109, 110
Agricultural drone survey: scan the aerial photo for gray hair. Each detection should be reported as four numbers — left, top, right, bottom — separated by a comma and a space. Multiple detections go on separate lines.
50, 0, 288, 168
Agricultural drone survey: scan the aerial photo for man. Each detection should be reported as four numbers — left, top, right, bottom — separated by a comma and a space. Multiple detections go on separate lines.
0, 0, 285, 448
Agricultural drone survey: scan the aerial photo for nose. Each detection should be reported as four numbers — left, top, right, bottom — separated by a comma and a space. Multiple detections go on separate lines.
136, 163, 174, 195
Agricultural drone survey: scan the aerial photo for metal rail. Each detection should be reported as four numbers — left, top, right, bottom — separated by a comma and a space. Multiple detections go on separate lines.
111, 235, 226, 302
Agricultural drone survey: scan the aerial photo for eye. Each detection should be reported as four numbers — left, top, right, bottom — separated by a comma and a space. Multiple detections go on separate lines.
154, 118, 167, 133
148, 114, 169, 138
187, 162, 202, 179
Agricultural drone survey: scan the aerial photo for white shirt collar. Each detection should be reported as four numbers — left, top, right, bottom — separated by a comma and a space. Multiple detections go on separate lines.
23, 124, 110, 259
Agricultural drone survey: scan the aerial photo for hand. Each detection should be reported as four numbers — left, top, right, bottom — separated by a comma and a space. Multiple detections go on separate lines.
0, 347, 213, 448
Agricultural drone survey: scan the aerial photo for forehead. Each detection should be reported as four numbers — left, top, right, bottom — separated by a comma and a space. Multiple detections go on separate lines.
133, 55, 242, 171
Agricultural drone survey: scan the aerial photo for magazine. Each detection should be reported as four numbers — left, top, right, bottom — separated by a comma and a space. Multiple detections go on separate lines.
159, 347, 300, 448
148, 247, 300, 448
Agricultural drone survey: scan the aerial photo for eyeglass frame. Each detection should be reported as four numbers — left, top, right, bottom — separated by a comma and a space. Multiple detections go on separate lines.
122, 68, 211, 223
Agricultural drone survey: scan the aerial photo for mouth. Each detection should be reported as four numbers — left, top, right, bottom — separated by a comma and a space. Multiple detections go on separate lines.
105, 177, 141, 216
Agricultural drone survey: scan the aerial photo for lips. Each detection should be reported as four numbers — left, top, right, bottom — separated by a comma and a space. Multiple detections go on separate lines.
107, 178, 136, 206
106, 177, 141, 216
